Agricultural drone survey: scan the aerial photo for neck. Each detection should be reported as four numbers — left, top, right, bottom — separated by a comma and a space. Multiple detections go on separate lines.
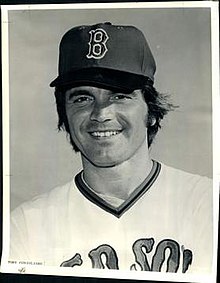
81, 143, 152, 201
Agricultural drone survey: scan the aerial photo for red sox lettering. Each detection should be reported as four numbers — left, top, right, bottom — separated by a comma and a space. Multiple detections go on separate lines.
60, 237, 193, 273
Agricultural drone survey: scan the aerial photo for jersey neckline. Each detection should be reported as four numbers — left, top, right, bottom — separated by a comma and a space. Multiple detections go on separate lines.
75, 160, 161, 218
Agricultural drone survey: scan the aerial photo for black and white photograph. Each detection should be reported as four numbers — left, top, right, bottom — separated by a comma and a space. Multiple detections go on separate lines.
1, 2, 219, 283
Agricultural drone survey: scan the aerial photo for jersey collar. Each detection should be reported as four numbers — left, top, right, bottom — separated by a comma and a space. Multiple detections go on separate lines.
75, 160, 161, 218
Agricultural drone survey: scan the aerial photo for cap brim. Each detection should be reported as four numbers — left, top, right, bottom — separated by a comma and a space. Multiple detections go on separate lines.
50, 68, 152, 93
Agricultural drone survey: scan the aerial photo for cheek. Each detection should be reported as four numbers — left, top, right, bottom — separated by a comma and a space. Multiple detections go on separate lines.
141, 104, 149, 127
132, 104, 149, 128
117, 104, 148, 130
66, 109, 87, 136
133, 108, 149, 139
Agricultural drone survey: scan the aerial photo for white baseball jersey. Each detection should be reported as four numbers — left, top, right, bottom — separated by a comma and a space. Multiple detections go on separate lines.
10, 161, 213, 274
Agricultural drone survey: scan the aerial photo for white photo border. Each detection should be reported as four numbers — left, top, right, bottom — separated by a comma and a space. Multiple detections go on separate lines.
1, 2, 219, 283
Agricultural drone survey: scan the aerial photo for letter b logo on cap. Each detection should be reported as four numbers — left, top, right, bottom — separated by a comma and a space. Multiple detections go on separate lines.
87, 28, 109, 59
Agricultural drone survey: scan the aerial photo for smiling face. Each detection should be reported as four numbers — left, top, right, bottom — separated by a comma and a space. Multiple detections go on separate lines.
65, 86, 149, 167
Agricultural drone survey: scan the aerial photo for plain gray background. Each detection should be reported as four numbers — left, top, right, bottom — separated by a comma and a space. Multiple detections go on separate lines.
8, 7, 212, 210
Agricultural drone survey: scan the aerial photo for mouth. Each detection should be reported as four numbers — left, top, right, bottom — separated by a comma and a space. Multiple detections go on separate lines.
89, 130, 122, 138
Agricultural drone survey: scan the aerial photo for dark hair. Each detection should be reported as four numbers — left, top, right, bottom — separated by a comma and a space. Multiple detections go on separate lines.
54, 83, 176, 152
142, 84, 176, 147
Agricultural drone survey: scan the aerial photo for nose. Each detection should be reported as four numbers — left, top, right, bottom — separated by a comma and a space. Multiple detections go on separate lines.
90, 101, 113, 123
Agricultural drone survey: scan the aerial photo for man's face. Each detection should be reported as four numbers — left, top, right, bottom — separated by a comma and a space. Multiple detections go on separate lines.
65, 86, 149, 167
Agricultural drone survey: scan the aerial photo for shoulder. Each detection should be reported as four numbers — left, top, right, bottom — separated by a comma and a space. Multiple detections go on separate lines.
159, 162, 212, 189
157, 162, 212, 214
156, 162, 212, 210
11, 180, 75, 219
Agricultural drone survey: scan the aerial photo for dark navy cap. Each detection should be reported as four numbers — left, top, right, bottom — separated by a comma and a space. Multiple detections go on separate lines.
50, 22, 156, 92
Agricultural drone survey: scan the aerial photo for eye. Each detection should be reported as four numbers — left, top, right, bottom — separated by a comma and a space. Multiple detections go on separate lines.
111, 94, 132, 101
73, 96, 93, 103
66, 94, 94, 105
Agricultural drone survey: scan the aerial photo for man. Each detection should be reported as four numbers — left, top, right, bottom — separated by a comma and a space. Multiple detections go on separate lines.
10, 22, 212, 275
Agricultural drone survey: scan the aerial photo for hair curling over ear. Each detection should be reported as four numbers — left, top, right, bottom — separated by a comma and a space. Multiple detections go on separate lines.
142, 84, 178, 147
54, 87, 80, 152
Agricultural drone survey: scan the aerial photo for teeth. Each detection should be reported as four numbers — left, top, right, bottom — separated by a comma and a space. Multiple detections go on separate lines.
90, 131, 120, 137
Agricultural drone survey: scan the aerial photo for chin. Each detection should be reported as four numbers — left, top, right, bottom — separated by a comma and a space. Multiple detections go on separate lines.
83, 152, 122, 168
89, 152, 135, 168
89, 158, 119, 168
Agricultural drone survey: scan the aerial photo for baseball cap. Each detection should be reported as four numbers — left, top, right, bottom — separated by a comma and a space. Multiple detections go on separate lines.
50, 22, 156, 92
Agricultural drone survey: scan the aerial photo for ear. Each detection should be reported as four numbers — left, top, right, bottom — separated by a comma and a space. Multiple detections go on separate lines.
150, 117, 156, 126
146, 116, 156, 127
